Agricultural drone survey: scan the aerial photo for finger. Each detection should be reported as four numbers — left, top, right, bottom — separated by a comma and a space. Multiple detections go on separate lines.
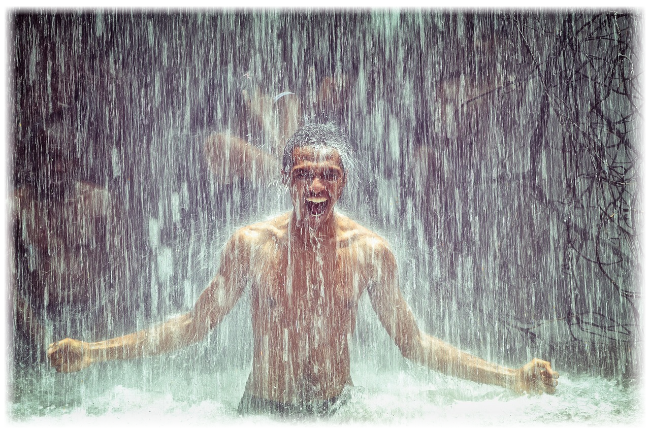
51, 359, 63, 372
537, 374, 557, 394
55, 356, 73, 373
539, 367, 558, 379
535, 359, 560, 378
50, 353, 64, 368
543, 384, 556, 394
542, 377, 557, 394
542, 374, 557, 384
534, 358, 551, 369
47, 349, 60, 364
48, 349, 70, 370
543, 368, 559, 380
542, 378, 557, 387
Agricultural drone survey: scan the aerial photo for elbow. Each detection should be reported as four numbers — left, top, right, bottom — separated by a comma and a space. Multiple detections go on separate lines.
397, 333, 447, 372
173, 313, 210, 348
396, 332, 427, 364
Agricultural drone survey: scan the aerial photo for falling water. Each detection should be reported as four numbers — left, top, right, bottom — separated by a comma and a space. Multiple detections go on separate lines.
7, 9, 643, 425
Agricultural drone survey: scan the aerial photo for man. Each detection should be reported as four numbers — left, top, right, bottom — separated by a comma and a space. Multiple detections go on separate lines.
11, 109, 127, 362
47, 123, 559, 416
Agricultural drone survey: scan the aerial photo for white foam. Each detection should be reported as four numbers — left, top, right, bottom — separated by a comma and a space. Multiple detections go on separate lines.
9, 361, 642, 426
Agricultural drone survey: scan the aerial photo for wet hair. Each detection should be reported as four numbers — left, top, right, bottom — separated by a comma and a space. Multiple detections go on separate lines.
281, 122, 354, 175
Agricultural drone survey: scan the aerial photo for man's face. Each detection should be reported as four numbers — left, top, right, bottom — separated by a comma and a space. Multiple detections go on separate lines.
288, 145, 346, 230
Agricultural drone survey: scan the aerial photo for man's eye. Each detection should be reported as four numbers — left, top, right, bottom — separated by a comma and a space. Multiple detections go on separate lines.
294, 171, 310, 180
322, 171, 338, 181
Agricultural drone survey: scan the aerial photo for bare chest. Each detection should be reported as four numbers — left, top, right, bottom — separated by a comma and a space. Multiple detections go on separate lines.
250, 243, 367, 333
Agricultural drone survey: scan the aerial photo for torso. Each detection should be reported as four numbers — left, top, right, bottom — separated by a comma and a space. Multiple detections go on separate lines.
241, 212, 382, 403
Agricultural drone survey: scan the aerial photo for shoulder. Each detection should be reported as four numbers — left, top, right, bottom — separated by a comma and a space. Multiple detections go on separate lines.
227, 212, 290, 248
336, 213, 395, 262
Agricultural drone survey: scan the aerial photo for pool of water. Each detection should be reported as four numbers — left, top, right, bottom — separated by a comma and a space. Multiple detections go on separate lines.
9, 351, 643, 427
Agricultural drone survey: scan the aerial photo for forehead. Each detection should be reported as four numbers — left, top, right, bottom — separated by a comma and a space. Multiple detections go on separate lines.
291, 146, 343, 170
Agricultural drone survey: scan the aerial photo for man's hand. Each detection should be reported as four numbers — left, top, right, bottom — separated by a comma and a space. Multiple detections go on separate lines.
204, 132, 246, 184
204, 132, 281, 184
47, 338, 93, 373
513, 358, 559, 394
243, 85, 301, 153
316, 73, 350, 112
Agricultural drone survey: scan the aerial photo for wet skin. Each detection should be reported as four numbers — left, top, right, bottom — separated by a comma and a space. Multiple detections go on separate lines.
47, 145, 559, 404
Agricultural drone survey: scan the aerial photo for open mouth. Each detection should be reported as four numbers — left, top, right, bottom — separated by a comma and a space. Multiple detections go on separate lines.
305, 196, 328, 217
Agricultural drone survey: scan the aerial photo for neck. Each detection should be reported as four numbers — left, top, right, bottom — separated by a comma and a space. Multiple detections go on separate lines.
290, 211, 337, 248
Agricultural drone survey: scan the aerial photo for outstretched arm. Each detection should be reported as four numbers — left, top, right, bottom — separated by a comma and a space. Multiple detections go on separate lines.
204, 132, 281, 184
366, 242, 559, 394
242, 85, 301, 153
47, 231, 250, 373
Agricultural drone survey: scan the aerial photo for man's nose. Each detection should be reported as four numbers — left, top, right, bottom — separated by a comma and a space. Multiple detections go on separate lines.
309, 176, 325, 192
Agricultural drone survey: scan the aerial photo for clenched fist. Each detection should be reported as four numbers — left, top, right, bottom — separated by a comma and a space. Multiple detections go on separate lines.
47, 338, 93, 373
514, 358, 560, 394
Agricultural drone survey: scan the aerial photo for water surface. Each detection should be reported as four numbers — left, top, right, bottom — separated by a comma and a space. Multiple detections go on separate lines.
11, 363, 641, 426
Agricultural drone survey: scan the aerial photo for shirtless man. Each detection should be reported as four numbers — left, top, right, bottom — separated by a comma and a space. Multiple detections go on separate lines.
11, 110, 125, 360
47, 123, 559, 415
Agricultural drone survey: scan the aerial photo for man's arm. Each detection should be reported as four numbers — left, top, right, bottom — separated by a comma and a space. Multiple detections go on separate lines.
366, 240, 559, 394
47, 230, 251, 373
0, 200, 46, 348
204, 132, 281, 184
205, 81, 303, 184
242, 86, 301, 154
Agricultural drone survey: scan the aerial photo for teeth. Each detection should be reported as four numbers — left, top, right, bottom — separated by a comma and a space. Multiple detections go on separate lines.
306, 197, 327, 203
